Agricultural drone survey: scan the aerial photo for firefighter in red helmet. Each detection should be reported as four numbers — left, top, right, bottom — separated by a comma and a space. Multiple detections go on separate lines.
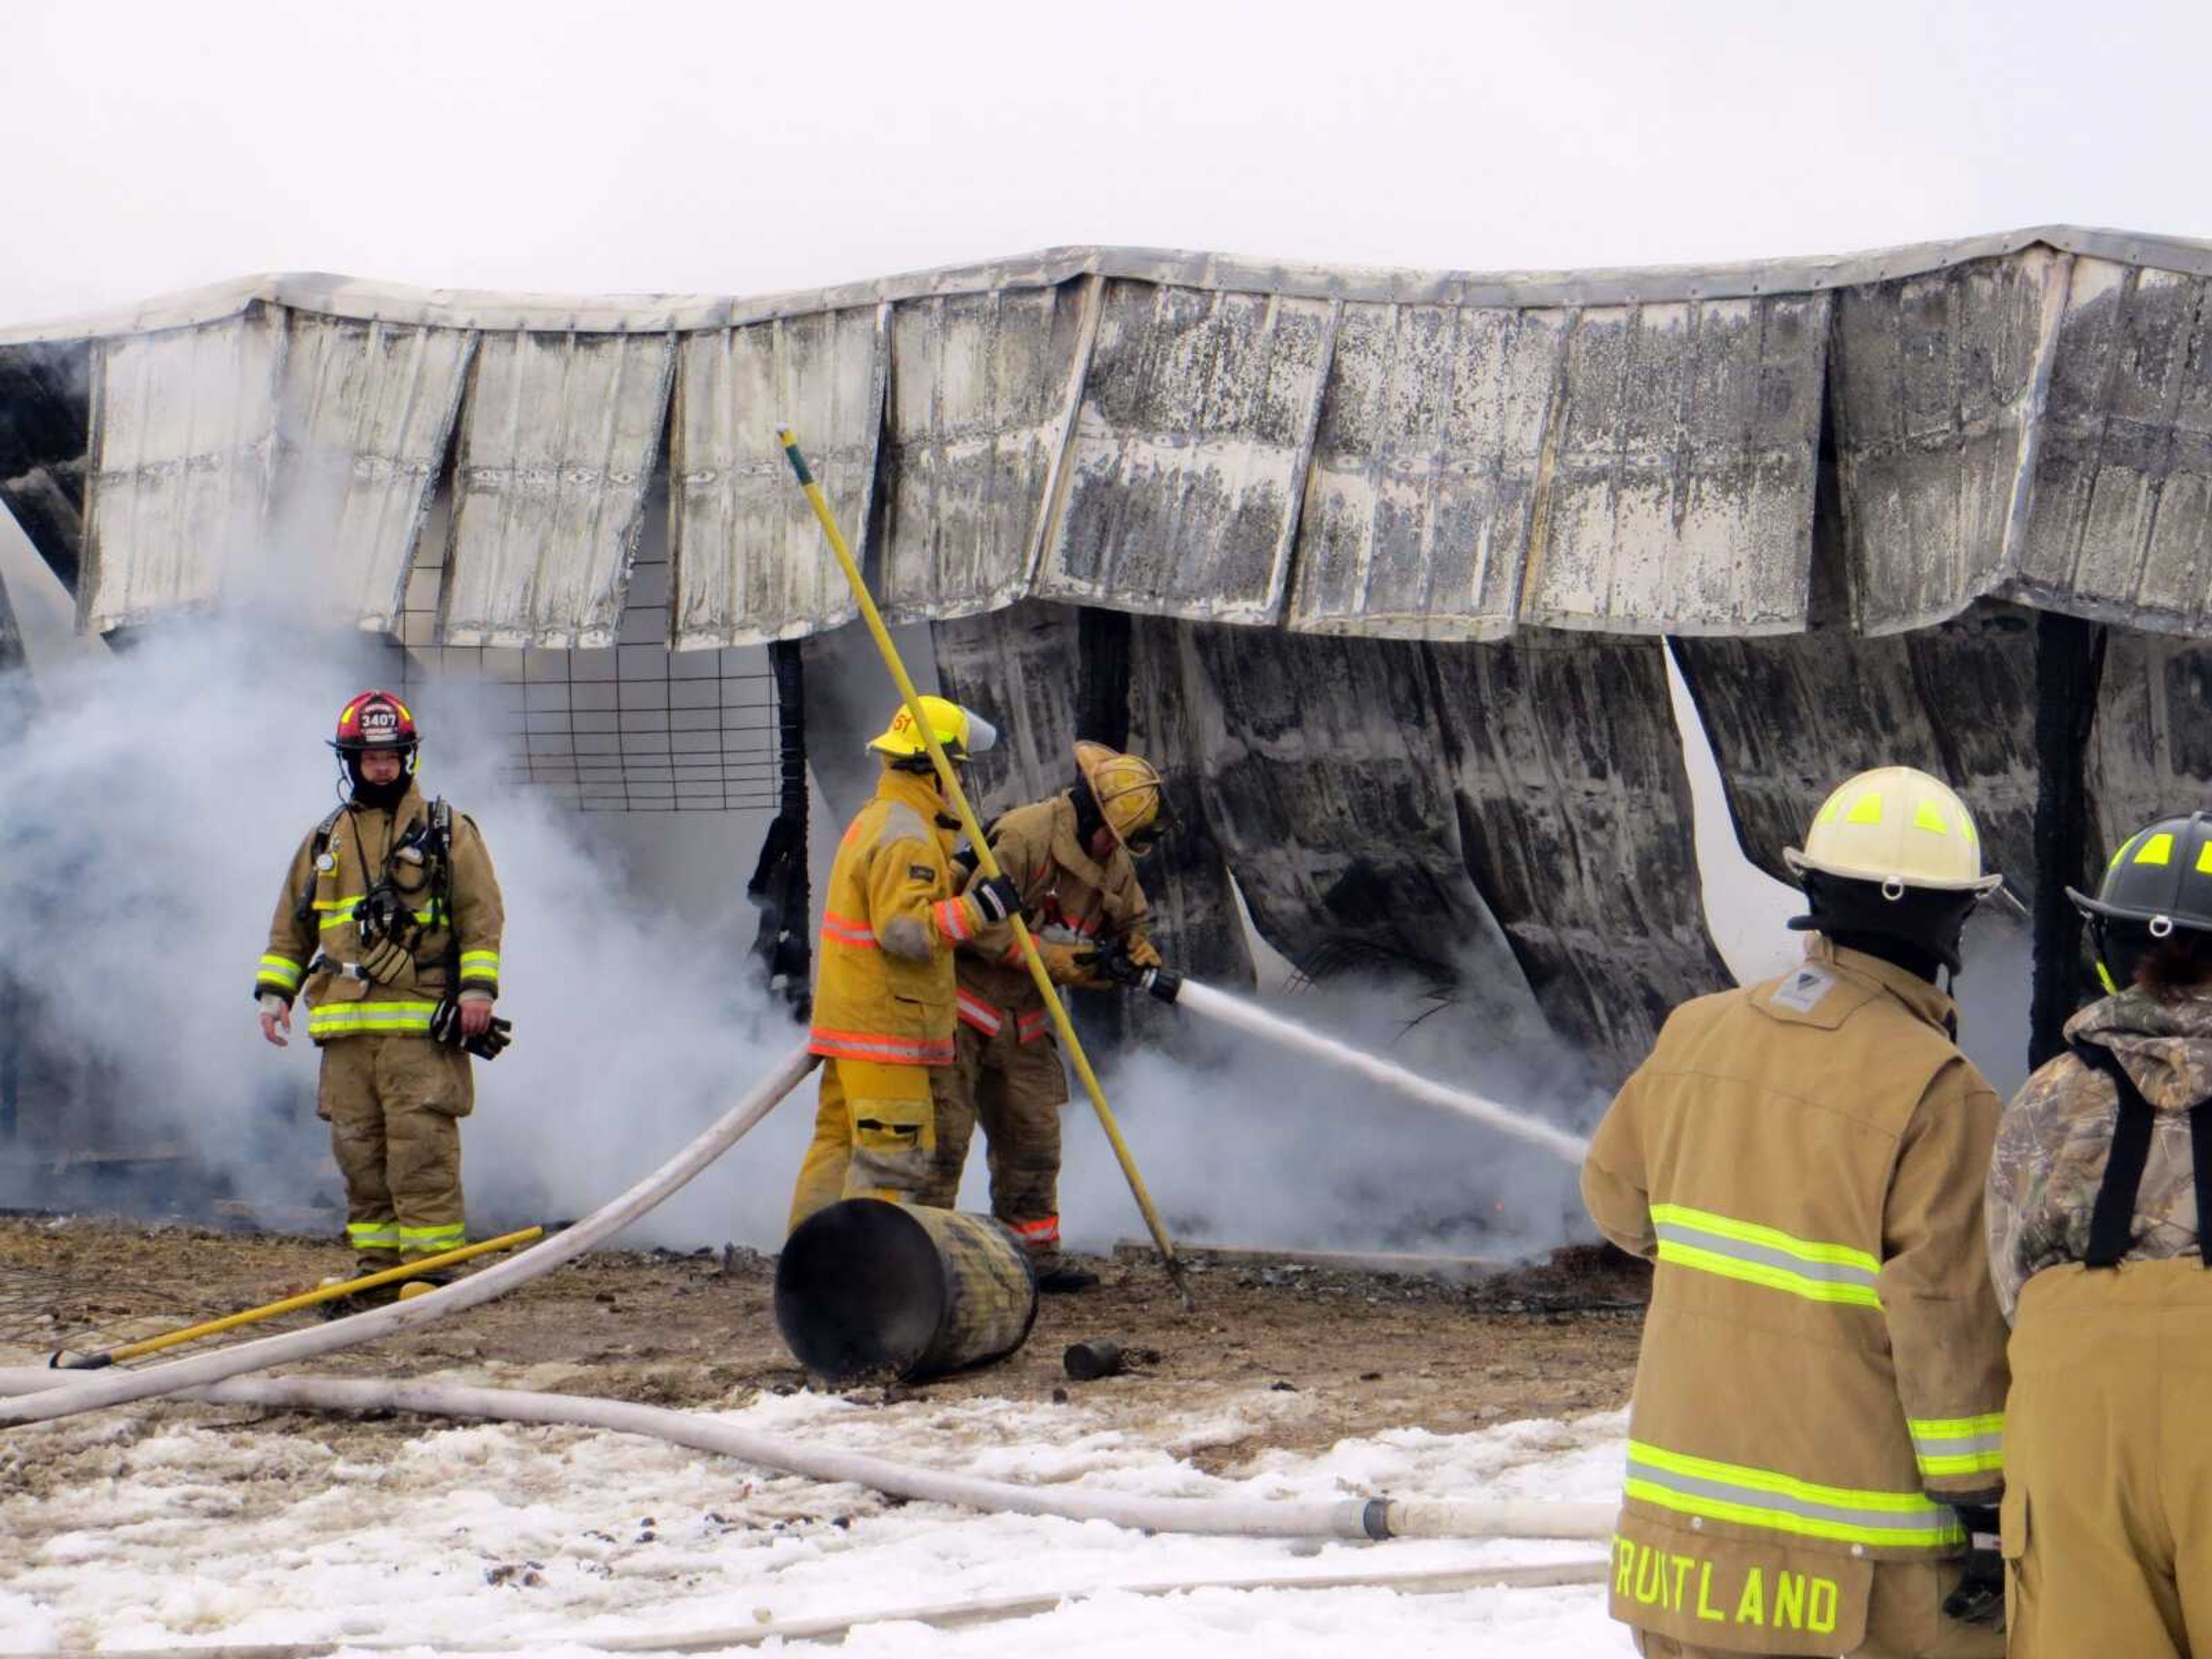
254, 691, 507, 1300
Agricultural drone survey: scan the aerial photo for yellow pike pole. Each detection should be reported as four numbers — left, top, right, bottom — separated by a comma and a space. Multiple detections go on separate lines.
777, 428, 1195, 1311
48, 1226, 546, 1369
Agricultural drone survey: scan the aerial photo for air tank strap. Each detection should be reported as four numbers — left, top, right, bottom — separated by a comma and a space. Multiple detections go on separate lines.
2072, 1043, 2212, 1268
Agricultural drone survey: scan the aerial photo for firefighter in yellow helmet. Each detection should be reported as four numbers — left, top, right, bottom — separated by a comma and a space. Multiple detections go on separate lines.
1582, 767, 2012, 1657
255, 691, 509, 1302
918, 741, 1169, 1291
786, 695, 1021, 1231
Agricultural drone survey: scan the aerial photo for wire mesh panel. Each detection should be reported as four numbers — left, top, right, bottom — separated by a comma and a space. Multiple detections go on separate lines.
384, 484, 779, 813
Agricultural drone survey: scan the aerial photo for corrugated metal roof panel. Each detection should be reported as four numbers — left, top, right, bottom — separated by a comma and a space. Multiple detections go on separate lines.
270, 315, 472, 633
1830, 249, 2066, 635
875, 280, 1095, 624
440, 331, 672, 648
81, 307, 284, 632
2012, 258, 2212, 628
1290, 294, 1825, 638
1036, 281, 1336, 623
1522, 295, 1826, 634
670, 305, 884, 649
1290, 300, 1566, 639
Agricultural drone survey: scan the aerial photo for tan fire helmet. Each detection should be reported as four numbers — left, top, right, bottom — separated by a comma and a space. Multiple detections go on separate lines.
1074, 741, 1166, 855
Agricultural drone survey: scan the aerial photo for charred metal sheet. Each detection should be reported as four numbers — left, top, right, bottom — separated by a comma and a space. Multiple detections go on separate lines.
1673, 601, 2040, 892
1132, 618, 1532, 1006
2087, 628, 2212, 854
1426, 632, 1732, 1071
1036, 282, 1338, 623
0, 340, 90, 594
930, 601, 1086, 816
1830, 250, 2067, 635
441, 331, 672, 648
671, 306, 884, 648
270, 315, 472, 632
81, 306, 285, 633
1290, 301, 1566, 639
1291, 296, 1824, 638
2013, 259, 2212, 627
1524, 297, 1825, 634
877, 281, 1096, 624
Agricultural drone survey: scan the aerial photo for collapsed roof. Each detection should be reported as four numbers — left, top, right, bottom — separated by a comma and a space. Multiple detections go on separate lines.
3, 225, 2209, 648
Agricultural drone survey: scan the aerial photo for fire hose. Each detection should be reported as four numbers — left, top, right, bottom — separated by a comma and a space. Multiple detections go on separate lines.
0, 1044, 819, 1429
0, 1366, 1620, 1545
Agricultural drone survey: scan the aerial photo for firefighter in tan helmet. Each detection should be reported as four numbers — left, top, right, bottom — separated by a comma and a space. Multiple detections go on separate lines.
255, 691, 509, 1301
918, 741, 1171, 1292
1582, 767, 2011, 1657
786, 695, 1020, 1230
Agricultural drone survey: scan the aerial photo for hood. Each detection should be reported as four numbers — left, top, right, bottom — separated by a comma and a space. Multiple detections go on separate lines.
2063, 986, 2212, 1112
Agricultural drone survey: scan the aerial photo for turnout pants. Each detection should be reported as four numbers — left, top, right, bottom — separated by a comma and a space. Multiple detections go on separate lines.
316, 1033, 473, 1273
2003, 1259, 2212, 1658
918, 1016, 1069, 1270
1631, 1560, 1998, 1658
786, 1058, 952, 1234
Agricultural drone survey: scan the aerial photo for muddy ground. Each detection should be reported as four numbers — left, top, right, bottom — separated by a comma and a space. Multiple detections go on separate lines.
0, 1216, 1648, 1470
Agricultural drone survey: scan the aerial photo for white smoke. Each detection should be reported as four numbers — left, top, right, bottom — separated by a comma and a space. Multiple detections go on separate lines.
0, 613, 817, 1247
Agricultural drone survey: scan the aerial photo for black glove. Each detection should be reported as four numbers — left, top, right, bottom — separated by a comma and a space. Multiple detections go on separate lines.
1941, 1505, 2005, 1629
1081, 944, 1148, 990
430, 997, 514, 1061
969, 874, 1020, 926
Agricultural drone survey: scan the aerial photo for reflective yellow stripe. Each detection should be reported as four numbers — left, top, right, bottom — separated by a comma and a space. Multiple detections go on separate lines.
1626, 1441, 1963, 1549
398, 1225, 465, 1253
2135, 832, 2175, 867
347, 1225, 400, 1247
1648, 1203, 1882, 1309
307, 1002, 438, 1035
1907, 1414, 2005, 1479
314, 897, 448, 931
1846, 791, 1884, 825
1912, 798, 1949, 834
459, 950, 500, 982
257, 955, 304, 989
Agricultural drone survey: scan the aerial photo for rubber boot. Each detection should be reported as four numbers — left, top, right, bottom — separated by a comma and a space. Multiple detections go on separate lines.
1036, 1263, 1100, 1294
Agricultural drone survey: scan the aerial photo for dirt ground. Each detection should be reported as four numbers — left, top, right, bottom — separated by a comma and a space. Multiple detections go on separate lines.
0, 1215, 1648, 1465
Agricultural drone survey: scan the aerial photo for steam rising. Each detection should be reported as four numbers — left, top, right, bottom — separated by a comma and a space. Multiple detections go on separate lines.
0, 616, 816, 1245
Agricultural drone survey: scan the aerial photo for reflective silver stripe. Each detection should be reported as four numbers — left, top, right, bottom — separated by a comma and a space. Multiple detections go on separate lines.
1626, 1456, 1959, 1540
1651, 1218, 1879, 1291
1912, 1429, 2003, 1459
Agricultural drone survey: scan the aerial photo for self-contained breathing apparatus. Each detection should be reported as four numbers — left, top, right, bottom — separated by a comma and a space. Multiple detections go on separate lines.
291, 800, 512, 1060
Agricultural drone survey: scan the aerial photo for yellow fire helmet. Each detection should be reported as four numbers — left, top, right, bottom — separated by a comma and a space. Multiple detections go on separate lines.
1074, 740, 1166, 853
866, 695, 999, 763
1783, 766, 2003, 896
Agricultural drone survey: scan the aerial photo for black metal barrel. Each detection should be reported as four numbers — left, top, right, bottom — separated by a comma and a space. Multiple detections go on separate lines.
775, 1199, 1039, 1383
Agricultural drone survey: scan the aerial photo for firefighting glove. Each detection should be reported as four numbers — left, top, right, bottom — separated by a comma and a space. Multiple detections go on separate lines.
1080, 944, 1149, 990
1037, 941, 1105, 988
1940, 1506, 2005, 1629
968, 873, 1021, 926
429, 997, 514, 1060
1123, 934, 1163, 971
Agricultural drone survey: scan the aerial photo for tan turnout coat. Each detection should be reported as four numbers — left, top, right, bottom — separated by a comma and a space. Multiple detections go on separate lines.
1581, 939, 2010, 1654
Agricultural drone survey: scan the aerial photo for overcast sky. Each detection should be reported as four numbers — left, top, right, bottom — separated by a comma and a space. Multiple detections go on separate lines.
2, 0, 2206, 326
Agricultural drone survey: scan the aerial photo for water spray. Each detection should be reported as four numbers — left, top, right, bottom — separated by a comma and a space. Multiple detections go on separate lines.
1146, 974, 1590, 1165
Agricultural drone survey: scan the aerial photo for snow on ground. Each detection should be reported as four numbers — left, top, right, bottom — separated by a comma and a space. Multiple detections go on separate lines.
0, 1385, 1635, 1656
